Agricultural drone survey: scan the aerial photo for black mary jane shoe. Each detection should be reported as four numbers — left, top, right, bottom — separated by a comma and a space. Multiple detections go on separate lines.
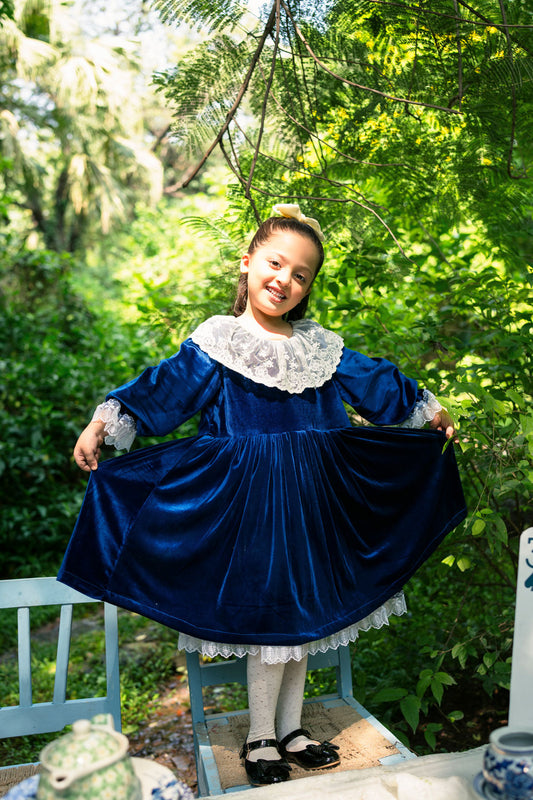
240, 738, 292, 786
279, 728, 340, 770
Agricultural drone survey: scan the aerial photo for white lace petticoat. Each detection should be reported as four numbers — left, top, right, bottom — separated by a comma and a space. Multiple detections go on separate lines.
178, 592, 407, 664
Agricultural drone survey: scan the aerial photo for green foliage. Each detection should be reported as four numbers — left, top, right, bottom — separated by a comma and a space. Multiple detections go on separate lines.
153, 35, 253, 156
0, 235, 163, 578
85, 191, 237, 347
0, 0, 14, 24
0, 0, 170, 252
0, 187, 231, 581
156, 0, 533, 263
154, 0, 245, 33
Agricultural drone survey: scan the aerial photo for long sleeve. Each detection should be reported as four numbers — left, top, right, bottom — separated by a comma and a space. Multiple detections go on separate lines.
106, 339, 221, 437
334, 347, 421, 425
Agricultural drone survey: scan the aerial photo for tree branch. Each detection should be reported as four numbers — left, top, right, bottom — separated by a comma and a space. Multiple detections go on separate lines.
245, 0, 280, 196
452, 0, 464, 108
242, 185, 412, 258
280, 0, 461, 115
456, 0, 533, 55
498, 0, 527, 179
221, 132, 262, 224
264, 77, 421, 170
176, 0, 278, 190
364, 0, 533, 31
293, 19, 328, 171
360, 0, 533, 57
233, 114, 390, 211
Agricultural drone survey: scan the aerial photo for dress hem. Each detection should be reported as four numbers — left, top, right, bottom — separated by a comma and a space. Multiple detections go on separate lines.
177, 592, 408, 664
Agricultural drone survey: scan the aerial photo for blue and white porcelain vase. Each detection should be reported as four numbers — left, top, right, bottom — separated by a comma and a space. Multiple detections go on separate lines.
483, 727, 533, 799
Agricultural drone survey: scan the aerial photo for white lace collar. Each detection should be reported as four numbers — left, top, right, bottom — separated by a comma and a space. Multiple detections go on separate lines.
190, 315, 344, 394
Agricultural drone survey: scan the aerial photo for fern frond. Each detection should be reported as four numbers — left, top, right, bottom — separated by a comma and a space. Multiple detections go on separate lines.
181, 215, 244, 260
154, 34, 254, 153
152, 0, 246, 33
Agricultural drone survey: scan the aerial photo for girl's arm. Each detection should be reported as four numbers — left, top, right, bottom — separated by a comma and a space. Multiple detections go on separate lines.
334, 347, 456, 437
73, 399, 137, 471
73, 339, 221, 472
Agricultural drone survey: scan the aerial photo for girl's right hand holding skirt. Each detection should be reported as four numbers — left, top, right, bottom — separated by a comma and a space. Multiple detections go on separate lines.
73, 421, 105, 472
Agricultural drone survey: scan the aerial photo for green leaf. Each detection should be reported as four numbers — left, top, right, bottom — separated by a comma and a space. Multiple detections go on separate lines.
483, 652, 497, 669
472, 519, 486, 536
451, 643, 469, 669
424, 729, 437, 750
372, 686, 408, 703
447, 710, 465, 722
423, 722, 442, 751
416, 673, 432, 698
328, 281, 339, 298
435, 672, 456, 686
431, 681, 444, 705
521, 414, 533, 436
491, 517, 508, 545
508, 389, 525, 408
400, 695, 421, 733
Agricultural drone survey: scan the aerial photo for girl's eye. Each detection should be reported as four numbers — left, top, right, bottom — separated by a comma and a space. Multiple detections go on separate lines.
268, 259, 281, 268
295, 273, 307, 283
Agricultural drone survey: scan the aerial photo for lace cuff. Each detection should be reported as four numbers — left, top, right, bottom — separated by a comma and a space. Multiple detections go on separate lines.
92, 399, 136, 451
400, 389, 442, 429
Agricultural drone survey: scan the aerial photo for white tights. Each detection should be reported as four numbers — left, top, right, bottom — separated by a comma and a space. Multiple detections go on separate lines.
245, 653, 319, 762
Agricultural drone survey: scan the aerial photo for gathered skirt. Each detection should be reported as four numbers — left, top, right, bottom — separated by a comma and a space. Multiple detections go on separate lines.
59, 426, 466, 649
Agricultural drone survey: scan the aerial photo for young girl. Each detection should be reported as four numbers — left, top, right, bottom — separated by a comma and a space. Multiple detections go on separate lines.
59, 205, 466, 786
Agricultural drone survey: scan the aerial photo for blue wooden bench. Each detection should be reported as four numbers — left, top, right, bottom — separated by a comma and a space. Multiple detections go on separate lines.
0, 577, 121, 788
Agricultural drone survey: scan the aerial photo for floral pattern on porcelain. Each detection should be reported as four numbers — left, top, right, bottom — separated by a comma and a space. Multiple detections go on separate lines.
151, 778, 194, 800
4, 776, 40, 800
4, 774, 192, 800
37, 717, 142, 800
483, 727, 533, 800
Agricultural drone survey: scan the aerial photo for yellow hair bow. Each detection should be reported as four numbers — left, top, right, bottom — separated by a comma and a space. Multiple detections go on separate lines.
272, 203, 325, 242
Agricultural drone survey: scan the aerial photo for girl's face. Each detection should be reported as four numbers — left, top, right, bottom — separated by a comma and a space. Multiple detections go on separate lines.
240, 231, 320, 323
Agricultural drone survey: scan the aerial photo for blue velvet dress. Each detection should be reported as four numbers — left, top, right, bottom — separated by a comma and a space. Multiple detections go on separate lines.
58, 316, 466, 648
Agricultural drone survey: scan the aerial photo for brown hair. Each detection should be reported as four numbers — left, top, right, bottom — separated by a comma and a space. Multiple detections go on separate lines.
232, 216, 325, 321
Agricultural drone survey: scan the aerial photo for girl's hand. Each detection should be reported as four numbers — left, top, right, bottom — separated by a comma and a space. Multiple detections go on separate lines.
73, 421, 105, 472
429, 409, 455, 440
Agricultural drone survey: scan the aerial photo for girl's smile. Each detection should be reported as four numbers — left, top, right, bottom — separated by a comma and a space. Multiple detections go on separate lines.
240, 231, 320, 334
266, 284, 287, 303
